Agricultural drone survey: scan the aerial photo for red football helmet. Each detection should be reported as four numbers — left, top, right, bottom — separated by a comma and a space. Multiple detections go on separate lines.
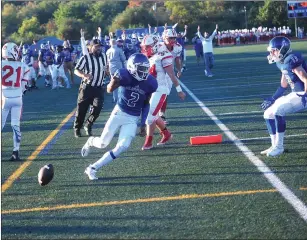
141, 35, 159, 58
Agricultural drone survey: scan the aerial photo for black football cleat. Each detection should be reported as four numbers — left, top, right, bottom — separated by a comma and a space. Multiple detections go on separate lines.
10, 151, 21, 161
84, 125, 92, 136
74, 129, 81, 138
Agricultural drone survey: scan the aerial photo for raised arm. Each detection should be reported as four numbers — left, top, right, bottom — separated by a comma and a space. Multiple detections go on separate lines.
80, 28, 89, 56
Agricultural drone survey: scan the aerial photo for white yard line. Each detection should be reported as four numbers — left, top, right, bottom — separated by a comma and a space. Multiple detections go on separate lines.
180, 81, 307, 222
216, 110, 262, 115
239, 133, 307, 142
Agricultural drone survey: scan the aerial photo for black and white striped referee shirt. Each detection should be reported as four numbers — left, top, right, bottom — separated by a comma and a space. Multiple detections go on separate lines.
75, 53, 107, 87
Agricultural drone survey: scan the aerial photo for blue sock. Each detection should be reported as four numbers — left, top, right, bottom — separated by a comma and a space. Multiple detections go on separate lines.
265, 119, 276, 135
275, 115, 286, 133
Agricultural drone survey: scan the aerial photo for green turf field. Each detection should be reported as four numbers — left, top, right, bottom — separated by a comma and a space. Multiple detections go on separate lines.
2, 42, 307, 239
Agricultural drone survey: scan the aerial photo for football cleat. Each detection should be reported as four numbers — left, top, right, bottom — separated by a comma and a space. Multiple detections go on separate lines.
74, 129, 81, 138
157, 129, 173, 145
266, 146, 284, 157
10, 151, 21, 161
142, 143, 153, 150
81, 136, 94, 157
84, 125, 92, 136
84, 166, 98, 180
260, 146, 274, 155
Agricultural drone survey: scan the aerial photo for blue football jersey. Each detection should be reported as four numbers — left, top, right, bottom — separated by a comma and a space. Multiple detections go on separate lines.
45, 50, 54, 65
21, 51, 33, 66
54, 52, 65, 65
116, 68, 158, 116
277, 52, 306, 92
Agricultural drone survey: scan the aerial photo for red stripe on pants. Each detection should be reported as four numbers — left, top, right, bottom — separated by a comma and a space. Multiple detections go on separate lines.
152, 94, 167, 116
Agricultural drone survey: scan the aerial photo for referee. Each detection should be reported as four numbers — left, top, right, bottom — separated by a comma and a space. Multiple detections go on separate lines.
73, 39, 108, 138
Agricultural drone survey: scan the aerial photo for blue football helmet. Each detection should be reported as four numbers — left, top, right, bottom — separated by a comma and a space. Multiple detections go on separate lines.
267, 36, 291, 64
127, 53, 150, 81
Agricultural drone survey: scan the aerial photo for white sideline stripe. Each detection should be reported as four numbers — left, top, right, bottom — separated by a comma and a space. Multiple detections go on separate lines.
239, 133, 307, 142
180, 81, 307, 222
217, 110, 262, 116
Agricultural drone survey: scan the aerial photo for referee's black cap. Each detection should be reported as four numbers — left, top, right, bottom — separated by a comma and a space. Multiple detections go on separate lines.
90, 39, 102, 46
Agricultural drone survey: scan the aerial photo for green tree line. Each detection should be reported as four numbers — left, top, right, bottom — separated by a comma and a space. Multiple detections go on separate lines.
2, 0, 307, 43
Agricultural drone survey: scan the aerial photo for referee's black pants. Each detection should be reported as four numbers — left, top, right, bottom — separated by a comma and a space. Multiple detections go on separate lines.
73, 84, 105, 131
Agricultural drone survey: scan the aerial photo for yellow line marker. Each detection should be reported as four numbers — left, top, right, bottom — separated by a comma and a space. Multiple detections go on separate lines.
2, 189, 277, 215
1, 109, 76, 193
300, 187, 307, 190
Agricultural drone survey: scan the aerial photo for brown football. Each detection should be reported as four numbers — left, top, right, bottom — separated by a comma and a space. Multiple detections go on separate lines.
38, 164, 54, 186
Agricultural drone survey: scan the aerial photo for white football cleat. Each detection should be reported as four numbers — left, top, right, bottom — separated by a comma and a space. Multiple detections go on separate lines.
266, 146, 284, 157
260, 146, 274, 155
81, 137, 94, 157
84, 166, 98, 180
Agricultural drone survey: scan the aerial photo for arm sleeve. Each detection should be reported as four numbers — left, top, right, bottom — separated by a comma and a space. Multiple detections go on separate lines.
80, 37, 89, 56
209, 30, 217, 41
75, 56, 86, 71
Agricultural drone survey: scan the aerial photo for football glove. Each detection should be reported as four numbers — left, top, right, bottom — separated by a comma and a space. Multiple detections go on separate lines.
296, 93, 307, 107
261, 97, 275, 111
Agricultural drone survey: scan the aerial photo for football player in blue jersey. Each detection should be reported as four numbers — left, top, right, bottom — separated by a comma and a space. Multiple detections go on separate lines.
261, 36, 307, 157
21, 44, 38, 89
38, 43, 52, 87
81, 53, 158, 180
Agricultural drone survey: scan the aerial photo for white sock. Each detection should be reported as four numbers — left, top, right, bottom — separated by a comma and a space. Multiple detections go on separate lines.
269, 134, 276, 147
92, 151, 114, 170
275, 132, 285, 148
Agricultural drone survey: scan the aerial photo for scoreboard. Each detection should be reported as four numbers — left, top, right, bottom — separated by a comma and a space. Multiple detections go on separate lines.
287, 1, 307, 18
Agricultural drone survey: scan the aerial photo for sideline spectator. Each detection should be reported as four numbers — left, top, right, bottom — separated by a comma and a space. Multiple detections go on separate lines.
106, 39, 127, 103
197, 24, 218, 77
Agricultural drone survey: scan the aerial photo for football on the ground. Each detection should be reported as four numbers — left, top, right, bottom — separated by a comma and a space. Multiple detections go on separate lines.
38, 164, 54, 186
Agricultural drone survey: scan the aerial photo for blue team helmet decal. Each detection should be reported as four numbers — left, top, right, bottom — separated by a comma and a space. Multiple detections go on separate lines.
127, 53, 150, 81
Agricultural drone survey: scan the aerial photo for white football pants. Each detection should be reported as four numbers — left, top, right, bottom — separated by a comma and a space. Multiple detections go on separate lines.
2, 96, 22, 151
92, 105, 138, 149
264, 91, 307, 119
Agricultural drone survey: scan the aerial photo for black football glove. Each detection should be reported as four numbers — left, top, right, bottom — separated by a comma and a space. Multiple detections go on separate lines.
261, 97, 275, 111
296, 93, 307, 107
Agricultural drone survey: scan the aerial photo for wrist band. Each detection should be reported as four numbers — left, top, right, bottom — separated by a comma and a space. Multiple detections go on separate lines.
176, 85, 182, 92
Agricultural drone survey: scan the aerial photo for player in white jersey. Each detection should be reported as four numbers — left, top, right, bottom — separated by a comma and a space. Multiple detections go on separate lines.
2, 42, 30, 161
140, 35, 185, 150
157, 28, 184, 124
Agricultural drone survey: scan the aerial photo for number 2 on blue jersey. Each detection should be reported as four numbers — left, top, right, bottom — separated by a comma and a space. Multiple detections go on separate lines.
124, 92, 140, 107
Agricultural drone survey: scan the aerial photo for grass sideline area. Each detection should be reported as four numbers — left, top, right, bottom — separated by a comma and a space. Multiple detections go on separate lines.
1, 42, 307, 239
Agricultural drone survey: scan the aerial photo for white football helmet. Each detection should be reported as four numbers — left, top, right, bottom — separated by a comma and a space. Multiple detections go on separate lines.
140, 35, 159, 57
163, 29, 177, 46
2, 42, 19, 60
163, 29, 177, 38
